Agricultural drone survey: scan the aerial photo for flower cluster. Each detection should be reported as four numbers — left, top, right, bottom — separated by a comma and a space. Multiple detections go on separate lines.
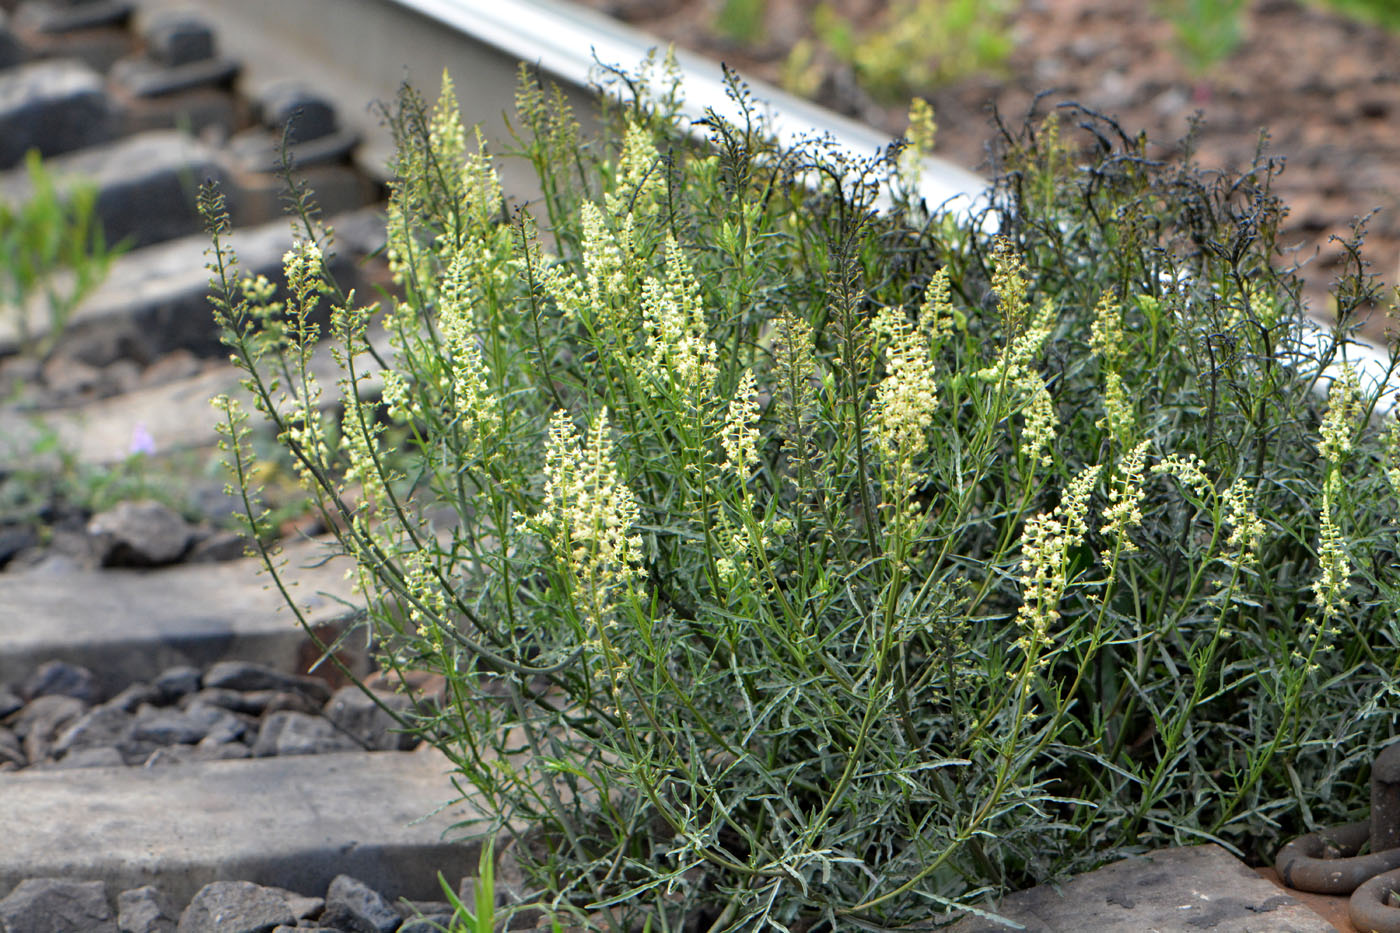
1015, 463, 1102, 658
605, 120, 666, 217
1317, 366, 1361, 466
899, 97, 937, 185
1221, 477, 1265, 569
1152, 453, 1212, 498
339, 396, 390, 518
438, 250, 501, 438
640, 239, 718, 399
722, 369, 762, 480
1313, 483, 1349, 622
1383, 416, 1400, 498
871, 304, 940, 466
538, 409, 644, 624
991, 236, 1029, 331
1102, 439, 1150, 568
1090, 293, 1137, 442
541, 202, 639, 336
1312, 369, 1359, 622
918, 267, 958, 345
976, 247, 1059, 468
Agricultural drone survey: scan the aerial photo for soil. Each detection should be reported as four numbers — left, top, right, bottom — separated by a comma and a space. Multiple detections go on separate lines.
581, 0, 1400, 338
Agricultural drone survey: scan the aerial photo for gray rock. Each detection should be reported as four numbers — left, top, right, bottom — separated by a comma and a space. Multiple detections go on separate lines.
177, 881, 294, 933
189, 739, 250, 761
396, 900, 450, 919
0, 130, 229, 252
0, 725, 26, 767
0, 524, 39, 565
41, 352, 104, 400
202, 662, 330, 704
0, 15, 24, 72
185, 701, 246, 743
118, 885, 176, 933
50, 744, 125, 769
184, 530, 250, 564
243, 690, 320, 717
251, 711, 359, 758
106, 681, 162, 713
320, 875, 400, 933
10, 693, 86, 736
22, 659, 98, 703
181, 687, 249, 714
131, 702, 238, 745
14, 693, 86, 762
396, 902, 453, 933
262, 889, 322, 922
88, 500, 194, 567
946, 844, 1334, 932
0, 686, 22, 718
154, 666, 201, 703
144, 12, 214, 67
13, 0, 132, 34
53, 704, 133, 757
324, 686, 416, 751
0, 878, 116, 933
254, 82, 338, 144
0, 60, 113, 168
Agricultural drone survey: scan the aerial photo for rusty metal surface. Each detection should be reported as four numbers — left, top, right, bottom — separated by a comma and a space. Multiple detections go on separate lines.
1274, 742, 1400, 932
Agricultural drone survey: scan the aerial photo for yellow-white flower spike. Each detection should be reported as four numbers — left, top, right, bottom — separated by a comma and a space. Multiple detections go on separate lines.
1089, 292, 1125, 370
1318, 365, 1361, 466
1103, 439, 1151, 564
1221, 476, 1265, 569
918, 267, 956, 345
605, 120, 666, 217
1152, 453, 1212, 498
1015, 462, 1103, 658
1019, 379, 1057, 468
540, 408, 644, 597
992, 236, 1029, 331
435, 249, 501, 437
641, 238, 718, 398
1383, 417, 1400, 498
1096, 371, 1136, 442
722, 369, 762, 480
1313, 475, 1350, 623
872, 304, 940, 466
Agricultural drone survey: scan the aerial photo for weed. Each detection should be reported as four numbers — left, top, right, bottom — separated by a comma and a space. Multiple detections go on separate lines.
1157, 0, 1249, 78
714, 0, 766, 45
0, 149, 120, 358
207, 68, 1400, 930
790, 0, 1015, 104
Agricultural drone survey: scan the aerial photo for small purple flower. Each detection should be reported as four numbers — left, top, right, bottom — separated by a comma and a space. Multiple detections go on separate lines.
129, 421, 156, 457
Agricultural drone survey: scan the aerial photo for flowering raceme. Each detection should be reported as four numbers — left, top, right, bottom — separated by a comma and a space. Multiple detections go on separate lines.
641, 239, 718, 399
538, 409, 644, 627
1015, 463, 1102, 658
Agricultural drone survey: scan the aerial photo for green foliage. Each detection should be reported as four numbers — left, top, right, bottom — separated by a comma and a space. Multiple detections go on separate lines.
0, 149, 119, 358
1157, 0, 1249, 76
714, 0, 767, 45
207, 67, 1400, 932
1316, 0, 1400, 31
436, 837, 498, 933
789, 0, 1015, 103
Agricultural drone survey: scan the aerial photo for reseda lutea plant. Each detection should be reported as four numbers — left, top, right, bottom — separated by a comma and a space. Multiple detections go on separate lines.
207, 65, 1400, 930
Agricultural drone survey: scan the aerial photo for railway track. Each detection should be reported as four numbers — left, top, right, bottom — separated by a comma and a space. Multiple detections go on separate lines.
0, 0, 1382, 928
